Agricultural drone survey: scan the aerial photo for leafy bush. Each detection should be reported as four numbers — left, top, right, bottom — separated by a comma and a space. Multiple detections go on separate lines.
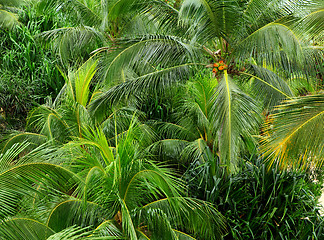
0, 6, 64, 125
187, 158, 324, 239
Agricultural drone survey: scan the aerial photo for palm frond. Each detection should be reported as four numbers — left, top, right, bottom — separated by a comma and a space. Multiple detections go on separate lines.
0, 9, 20, 29
36, 0, 102, 27
243, 65, 294, 108
68, 59, 98, 107
91, 220, 123, 239
140, 197, 227, 240
261, 94, 324, 170
1, 131, 48, 153
179, 0, 241, 42
0, 218, 55, 240
292, 4, 324, 40
47, 200, 104, 233
41, 26, 104, 65
233, 21, 306, 72
26, 105, 71, 142
211, 71, 261, 172
0, 162, 79, 218
47, 226, 93, 240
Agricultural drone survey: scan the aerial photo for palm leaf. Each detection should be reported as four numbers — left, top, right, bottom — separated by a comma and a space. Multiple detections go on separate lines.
262, 94, 324, 170
41, 26, 104, 65
47, 200, 104, 232
0, 9, 20, 29
211, 71, 261, 172
140, 197, 227, 240
243, 65, 294, 108
0, 218, 55, 240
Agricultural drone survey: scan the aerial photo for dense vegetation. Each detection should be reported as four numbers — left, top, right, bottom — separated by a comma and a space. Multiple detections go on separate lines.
0, 0, 323, 239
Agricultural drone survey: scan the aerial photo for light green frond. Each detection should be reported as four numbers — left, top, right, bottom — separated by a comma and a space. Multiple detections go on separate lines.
212, 71, 261, 172
0, 218, 55, 240
262, 94, 324, 170
243, 65, 294, 108
0, 162, 79, 218
234, 22, 305, 70
179, 0, 241, 41
0, 9, 20, 29
36, 0, 102, 27
41, 26, 104, 65
141, 197, 227, 240
120, 199, 138, 240
47, 200, 103, 233
68, 59, 98, 107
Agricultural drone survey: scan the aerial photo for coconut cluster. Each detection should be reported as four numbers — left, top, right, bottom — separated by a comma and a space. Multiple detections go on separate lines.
212, 60, 228, 74
206, 60, 228, 77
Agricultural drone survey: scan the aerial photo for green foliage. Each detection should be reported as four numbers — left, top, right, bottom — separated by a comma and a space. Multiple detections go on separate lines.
187, 157, 324, 239
0, 5, 64, 124
0, 1, 323, 239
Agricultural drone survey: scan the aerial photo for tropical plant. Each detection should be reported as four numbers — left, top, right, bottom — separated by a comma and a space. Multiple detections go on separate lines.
85, 0, 323, 172
186, 154, 324, 239
0, 61, 227, 239
88, 0, 323, 104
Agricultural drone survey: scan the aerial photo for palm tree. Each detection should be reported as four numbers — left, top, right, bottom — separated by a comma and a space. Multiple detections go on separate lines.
83, 0, 322, 171
88, 0, 322, 103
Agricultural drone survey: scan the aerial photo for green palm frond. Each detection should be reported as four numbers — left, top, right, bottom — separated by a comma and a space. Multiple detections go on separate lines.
181, 138, 214, 165
211, 71, 261, 172
109, 0, 180, 34
0, 218, 55, 240
179, 0, 241, 41
89, 35, 201, 116
36, 0, 102, 27
47, 226, 93, 240
99, 36, 199, 84
140, 197, 227, 240
147, 139, 191, 162
174, 230, 197, 240
0, 0, 23, 7
288, 75, 317, 96
67, 59, 98, 107
262, 94, 324, 170
0, 156, 79, 218
26, 105, 71, 142
41, 26, 104, 65
243, 65, 294, 108
1, 131, 48, 153
234, 21, 305, 70
47, 200, 103, 233
0, 8, 20, 29
89, 62, 194, 117
92, 220, 123, 239
292, 4, 324, 40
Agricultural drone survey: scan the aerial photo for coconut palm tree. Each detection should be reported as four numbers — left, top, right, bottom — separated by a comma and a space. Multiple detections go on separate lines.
89, 0, 323, 106
83, 0, 322, 171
